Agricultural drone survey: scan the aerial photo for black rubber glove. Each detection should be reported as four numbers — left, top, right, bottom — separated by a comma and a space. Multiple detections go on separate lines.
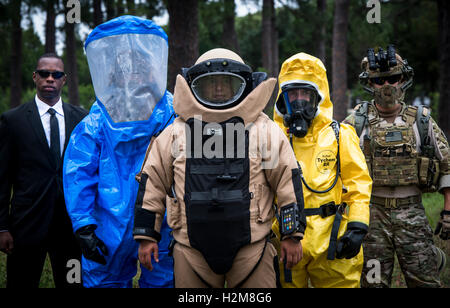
336, 227, 367, 259
75, 224, 108, 265
434, 210, 450, 240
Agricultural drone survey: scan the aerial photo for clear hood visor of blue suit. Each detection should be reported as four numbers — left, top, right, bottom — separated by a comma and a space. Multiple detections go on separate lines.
86, 33, 168, 123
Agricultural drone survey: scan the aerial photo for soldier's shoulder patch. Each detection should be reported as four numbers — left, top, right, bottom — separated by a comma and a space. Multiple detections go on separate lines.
354, 103, 363, 111
421, 106, 430, 117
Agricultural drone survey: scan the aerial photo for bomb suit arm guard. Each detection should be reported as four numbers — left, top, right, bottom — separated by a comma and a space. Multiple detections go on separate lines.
263, 120, 306, 239
133, 125, 175, 242
338, 124, 371, 228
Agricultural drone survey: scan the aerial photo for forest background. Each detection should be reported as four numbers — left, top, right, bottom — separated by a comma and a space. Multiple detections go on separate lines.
0, 0, 449, 134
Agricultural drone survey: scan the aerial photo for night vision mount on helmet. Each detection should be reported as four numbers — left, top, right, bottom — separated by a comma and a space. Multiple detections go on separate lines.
359, 45, 414, 95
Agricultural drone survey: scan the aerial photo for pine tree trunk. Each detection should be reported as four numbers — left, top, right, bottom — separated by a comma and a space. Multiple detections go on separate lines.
261, 0, 278, 114
261, 0, 273, 76
117, 0, 124, 16
271, 1, 278, 77
221, 0, 240, 54
331, 0, 350, 121
45, 0, 56, 53
105, 0, 115, 21
167, 0, 199, 93
65, 14, 79, 106
93, 0, 103, 26
438, 0, 450, 139
316, 0, 327, 65
10, 0, 22, 109
126, 0, 135, 15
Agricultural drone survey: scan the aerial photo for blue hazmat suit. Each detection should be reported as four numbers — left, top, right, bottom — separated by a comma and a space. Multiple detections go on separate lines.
63, 15, 174, 288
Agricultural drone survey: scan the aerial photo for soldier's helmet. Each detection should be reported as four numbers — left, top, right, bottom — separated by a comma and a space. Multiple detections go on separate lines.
359, 45, 414, 93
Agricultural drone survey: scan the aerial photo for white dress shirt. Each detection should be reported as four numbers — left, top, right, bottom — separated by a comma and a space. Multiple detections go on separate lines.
35, 95, 65, 156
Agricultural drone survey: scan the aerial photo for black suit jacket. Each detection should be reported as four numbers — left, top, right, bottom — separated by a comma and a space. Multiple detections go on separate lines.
0, 99, 88, 247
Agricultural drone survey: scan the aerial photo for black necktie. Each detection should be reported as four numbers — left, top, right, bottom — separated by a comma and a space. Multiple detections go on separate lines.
48, 108, 61, 164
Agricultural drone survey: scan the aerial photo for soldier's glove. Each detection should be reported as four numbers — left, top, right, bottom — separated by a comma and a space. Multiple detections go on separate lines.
336, 227, 367, 259
75, 224, 108, 265
434, 210, 450, 240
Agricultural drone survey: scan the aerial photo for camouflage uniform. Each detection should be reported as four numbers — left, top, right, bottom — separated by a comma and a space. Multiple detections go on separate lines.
344, 100, 450, 288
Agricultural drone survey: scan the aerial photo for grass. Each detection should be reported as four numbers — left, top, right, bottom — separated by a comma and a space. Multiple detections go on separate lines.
0, 192, 449, 288
0, 253, 142, 288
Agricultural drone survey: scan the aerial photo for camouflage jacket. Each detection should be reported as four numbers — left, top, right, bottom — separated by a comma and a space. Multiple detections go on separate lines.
344, 100, 450, 196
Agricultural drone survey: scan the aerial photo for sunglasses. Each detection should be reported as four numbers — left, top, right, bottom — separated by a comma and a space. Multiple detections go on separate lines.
35, 70, 66, 79
369, 74, 402, 85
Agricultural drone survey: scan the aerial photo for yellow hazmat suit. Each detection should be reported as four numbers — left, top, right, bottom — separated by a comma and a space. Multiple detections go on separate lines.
272, 53, 372, 288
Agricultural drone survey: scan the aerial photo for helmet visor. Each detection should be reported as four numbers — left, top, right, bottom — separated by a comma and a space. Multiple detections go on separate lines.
191, 72, 246, 108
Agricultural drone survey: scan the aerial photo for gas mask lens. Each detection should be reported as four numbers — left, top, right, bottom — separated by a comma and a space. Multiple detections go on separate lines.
287, 88, 318, 106
191, 72, 246, 108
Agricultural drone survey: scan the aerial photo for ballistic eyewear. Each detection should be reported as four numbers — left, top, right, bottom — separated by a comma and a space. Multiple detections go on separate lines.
369, 74, 402, 85
35, 70, 66, 79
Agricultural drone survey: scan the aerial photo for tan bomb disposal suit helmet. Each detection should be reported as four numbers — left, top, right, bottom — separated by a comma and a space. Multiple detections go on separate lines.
182, 48, 267, 109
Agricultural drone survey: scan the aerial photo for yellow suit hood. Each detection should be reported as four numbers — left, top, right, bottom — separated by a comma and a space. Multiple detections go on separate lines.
274, 52, 333, 134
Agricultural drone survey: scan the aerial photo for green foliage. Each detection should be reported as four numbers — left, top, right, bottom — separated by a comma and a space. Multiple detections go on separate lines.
0, 0, 441, 115
77, 83, 96, 111
199, 0, 226, 54
0, 21, 10, 95
347, 0, 439, 105
236, 11, 262, 70
0, 26, 44, 111
21, 87, 38, 104
422, 192, 444, 230
60, 83, 95, 110
277, 1, 319, 62
0, 88, 9, 114
21, 29, 45, 90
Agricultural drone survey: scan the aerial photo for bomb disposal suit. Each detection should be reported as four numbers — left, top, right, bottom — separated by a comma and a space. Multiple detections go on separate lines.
63, 16, 174, 288
272, 53, 372, 288
344, 46, 450, 288
133, 48, 307, 288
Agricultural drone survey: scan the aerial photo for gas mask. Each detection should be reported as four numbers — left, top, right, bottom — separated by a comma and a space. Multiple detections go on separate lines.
281, 84, 320, 138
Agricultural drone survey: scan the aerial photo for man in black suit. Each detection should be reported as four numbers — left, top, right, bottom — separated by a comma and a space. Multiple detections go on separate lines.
0, 53, 87, 288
